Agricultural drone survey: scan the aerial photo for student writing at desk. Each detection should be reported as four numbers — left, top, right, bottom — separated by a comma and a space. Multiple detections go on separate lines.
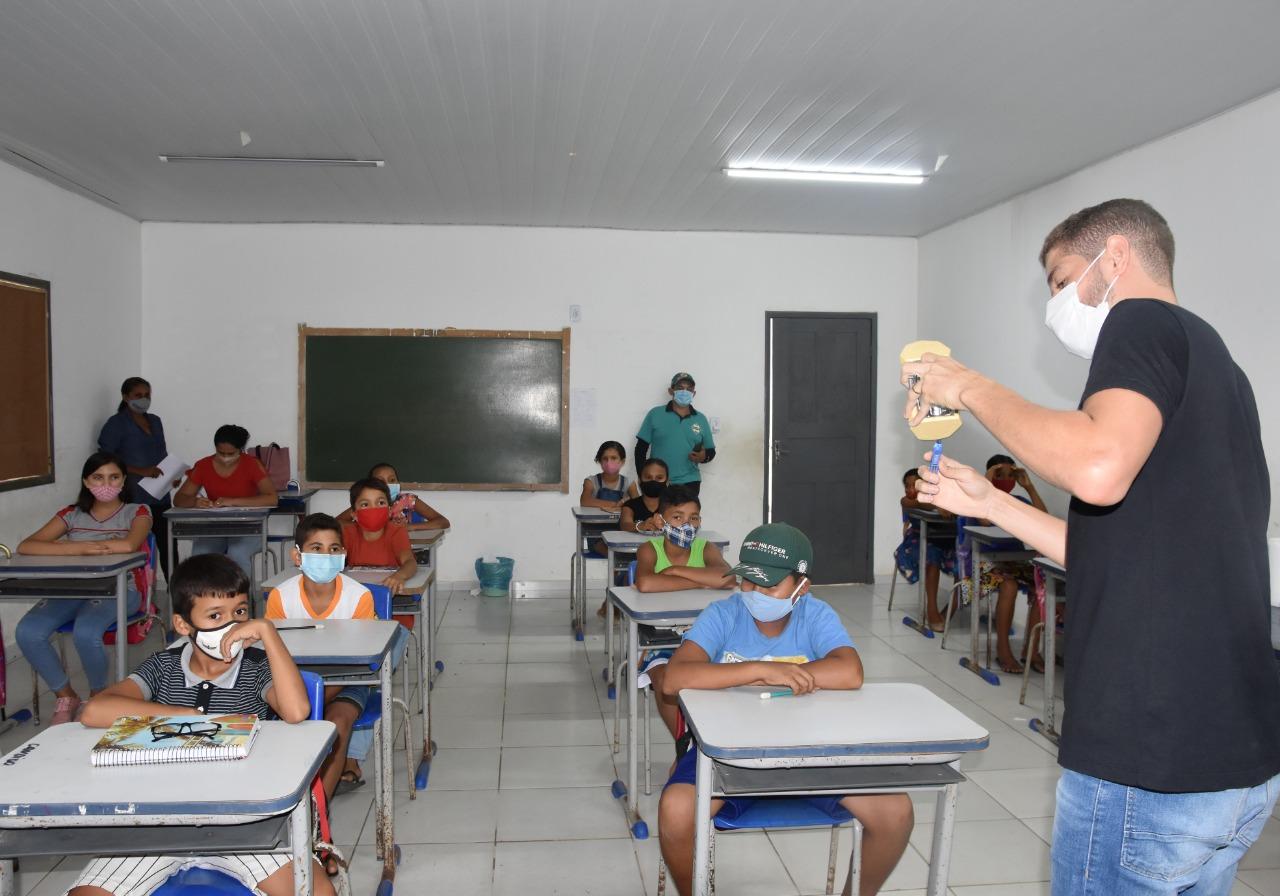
172, 424, 278, 576
619, 457, 670, 535
15, 451, 153, 725
73, 554, 331, 896
634, 484, 734, 739
342, 477, 417, 595
657, 523, 913, 896
265, 512, 376, 811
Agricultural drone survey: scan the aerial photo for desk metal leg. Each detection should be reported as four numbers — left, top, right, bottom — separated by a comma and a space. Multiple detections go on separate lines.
925, 780, 958, 896
1032, 578, 1062, 744
0, 858, 14, 896
114, 569, 128, 682
611, 616, 649, 838
289, 792, 312, 896
901, 518, 935, 637
692, 748, 714, 896
959, 542, 1000, 685
605, 548, 616, 692
377, 656, 397, 888
167, 524, 178, 632
416, 590, 435, 790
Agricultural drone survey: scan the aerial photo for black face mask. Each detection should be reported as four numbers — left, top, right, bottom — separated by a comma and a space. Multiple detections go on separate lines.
640, 480, 665, 498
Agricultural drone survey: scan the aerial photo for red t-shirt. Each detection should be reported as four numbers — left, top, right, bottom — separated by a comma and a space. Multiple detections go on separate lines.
342, 522, 412, 568
186, 455, 271, 501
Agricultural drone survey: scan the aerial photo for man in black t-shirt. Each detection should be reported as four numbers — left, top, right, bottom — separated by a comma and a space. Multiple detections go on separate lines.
902, 199, 1280, 894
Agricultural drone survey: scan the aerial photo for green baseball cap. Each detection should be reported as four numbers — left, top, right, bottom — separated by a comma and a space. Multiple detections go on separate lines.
670, 372, 696, 388
729, 523, 813, 587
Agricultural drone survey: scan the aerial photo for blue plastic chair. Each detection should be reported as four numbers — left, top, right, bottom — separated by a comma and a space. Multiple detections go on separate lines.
32, 532, 161, 724
147, 671, 329, 896
351, 584, 416, 799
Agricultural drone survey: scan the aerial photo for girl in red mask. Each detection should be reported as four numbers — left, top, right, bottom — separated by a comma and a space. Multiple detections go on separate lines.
979, 454, 1048, 673
341, 477, 417, 595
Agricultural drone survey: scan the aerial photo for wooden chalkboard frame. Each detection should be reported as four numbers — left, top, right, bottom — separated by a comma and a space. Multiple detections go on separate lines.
0, 272, 54, 493
298, 325, 570, 492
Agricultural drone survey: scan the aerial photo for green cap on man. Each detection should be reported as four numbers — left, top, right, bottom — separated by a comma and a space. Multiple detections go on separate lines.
729, 522, 813, 587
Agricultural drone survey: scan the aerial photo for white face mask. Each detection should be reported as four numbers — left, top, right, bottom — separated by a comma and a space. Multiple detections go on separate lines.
1044, 248, 1119, 360
191, 619, 241, 661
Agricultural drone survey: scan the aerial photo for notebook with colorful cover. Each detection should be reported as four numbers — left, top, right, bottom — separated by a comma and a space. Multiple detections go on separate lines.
89, 713, 261, 767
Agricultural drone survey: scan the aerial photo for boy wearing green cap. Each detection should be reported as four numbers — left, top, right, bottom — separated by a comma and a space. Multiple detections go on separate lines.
657, 523, 913, 896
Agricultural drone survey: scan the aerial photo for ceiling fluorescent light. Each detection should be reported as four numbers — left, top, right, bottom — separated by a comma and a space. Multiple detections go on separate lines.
724, 167, 924, 185
158, 155, 384, 168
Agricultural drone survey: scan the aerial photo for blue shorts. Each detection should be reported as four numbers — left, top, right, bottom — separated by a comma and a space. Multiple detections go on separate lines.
330, 685, 371, 713
664, 747, 847, 822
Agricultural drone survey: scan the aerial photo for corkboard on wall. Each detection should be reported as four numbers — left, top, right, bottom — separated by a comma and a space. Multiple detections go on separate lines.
0, 273, 53, 491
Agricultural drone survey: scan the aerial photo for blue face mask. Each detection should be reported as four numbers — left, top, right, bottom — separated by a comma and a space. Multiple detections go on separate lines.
673, 389, 694, 407
299, 551, 345, 584
740, 579, 806, 623
662, 517, 699, 549
387, 482, 401, 501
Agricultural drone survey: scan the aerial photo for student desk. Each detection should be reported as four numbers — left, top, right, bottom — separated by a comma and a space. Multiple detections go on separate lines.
262, 565, 437, 791
607, 584, 728, 839
165, 506, 273, 609
1030, 556, 1067, 745
962, 526, 1038, 686
406, 526, 448, 690
570, 506, 620, 639
901, 508, 953, 638
679, 683, 990, 896
600, 530, 730, 692
273, 619, 402, 890
0, 553, 145, 683
0, 720, 336, 896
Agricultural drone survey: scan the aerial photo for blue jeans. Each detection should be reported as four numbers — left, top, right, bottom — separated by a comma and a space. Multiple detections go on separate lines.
191, 536, 259, 579
1053, 768, 1280, 895
16, 586, 142, 691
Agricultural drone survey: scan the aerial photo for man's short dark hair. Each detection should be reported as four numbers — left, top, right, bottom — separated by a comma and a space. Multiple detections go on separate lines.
170, 554, 249, 619
658, 484, 701, 512
1039, 198, 1175, 286
295, 512, 344, 547
903, 468, 920, 486
986, 454, 1015, 471
349, 477, 391, 507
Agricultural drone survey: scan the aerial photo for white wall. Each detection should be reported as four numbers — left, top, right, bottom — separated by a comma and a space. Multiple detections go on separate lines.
141, 224, 918, 583
919, 87, 1280, 521
0, 159, 142, 643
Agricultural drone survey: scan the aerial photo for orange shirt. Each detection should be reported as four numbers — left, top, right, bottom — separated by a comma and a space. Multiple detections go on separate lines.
187, 455, 271, 501
342, 522, 411, 568
265, 573, 377, 620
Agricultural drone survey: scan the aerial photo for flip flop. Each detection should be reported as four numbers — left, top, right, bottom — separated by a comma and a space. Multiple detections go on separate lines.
335, 769, 365, 796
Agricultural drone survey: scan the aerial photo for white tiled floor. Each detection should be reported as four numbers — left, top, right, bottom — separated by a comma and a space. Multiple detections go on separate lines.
5, 580, 1280, 894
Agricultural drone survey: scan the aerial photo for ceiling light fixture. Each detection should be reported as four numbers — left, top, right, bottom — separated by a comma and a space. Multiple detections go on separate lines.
724, 166, 925, 186
158, 155, 384, 168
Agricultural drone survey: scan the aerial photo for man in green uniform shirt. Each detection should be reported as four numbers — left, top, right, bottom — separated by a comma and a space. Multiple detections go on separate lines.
635, 372, 716, 496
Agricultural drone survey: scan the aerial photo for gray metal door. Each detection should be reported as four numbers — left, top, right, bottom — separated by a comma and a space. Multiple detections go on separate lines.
766, 313, 876, 584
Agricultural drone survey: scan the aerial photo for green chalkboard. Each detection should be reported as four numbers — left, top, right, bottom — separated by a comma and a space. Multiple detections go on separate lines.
300, 327, 569, 491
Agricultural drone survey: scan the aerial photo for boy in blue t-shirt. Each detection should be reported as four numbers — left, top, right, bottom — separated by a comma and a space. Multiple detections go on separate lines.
657, 523, 913, 896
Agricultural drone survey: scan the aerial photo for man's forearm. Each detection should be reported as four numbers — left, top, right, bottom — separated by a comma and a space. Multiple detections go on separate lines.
961, 377, 1103, 496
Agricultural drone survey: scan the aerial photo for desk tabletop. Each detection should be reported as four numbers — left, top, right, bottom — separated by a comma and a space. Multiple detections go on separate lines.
963, 525, 1026, 545
573, 506, 620, 523
273, 619, 400, 666
905, 507, 951, 524
408, 527, 449, 546
164, 506, 274, 521
0, 721, 335, 824
601, 530, 730, 550
1033, 556, 1066, 577
259, 565, 435, 594
608, 585, 729, 621
680, 683, 989, 763
0, 553, 145, 575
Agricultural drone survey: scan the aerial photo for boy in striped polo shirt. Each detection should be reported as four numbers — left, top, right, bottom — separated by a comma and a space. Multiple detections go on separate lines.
75, 554, 331, 896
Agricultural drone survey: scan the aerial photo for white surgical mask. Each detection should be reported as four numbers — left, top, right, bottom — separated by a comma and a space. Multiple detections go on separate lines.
190, 619, 242, 661
1044, 248, 1119, 360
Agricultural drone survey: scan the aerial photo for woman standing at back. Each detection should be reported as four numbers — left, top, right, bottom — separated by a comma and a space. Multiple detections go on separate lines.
98, 376, 172, 578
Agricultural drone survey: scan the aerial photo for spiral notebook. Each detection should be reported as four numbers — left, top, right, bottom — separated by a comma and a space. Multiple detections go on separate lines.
89, 713, 261, 767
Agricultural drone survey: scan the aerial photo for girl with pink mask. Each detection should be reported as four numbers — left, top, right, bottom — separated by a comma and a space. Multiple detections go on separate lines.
15, 452, 153, 724
580, 440, 641, 557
